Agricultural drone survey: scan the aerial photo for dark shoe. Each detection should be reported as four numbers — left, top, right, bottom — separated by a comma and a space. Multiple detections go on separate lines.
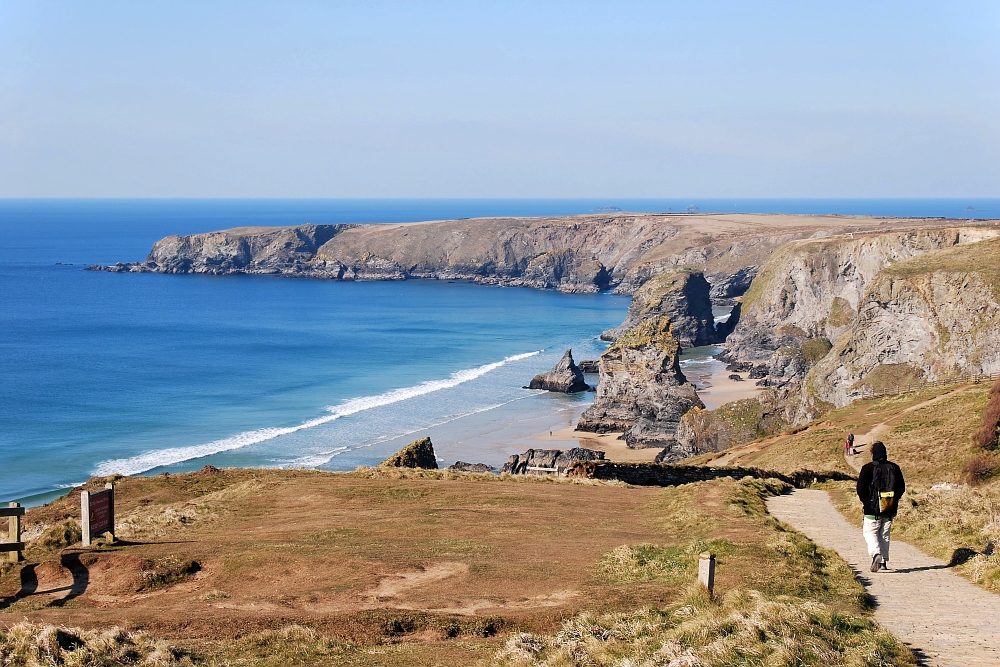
870, 554, 883, 572
881, 561, 890, 571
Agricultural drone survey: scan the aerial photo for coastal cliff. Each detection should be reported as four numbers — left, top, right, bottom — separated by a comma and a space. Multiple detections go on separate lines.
806, 237, 1000, 408
677, 227, 1000, 454
90, 212, 966, 295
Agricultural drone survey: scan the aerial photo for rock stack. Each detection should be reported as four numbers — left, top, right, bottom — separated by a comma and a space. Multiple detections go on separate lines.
526, 349, 590, 393
379, 437, 438, 469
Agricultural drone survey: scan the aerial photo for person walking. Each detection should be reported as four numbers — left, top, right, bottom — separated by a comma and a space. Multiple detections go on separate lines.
845, 433, 855, 456
856, 441, 905, 572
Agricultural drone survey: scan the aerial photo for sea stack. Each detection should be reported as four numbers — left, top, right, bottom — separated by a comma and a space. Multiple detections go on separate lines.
379, 437, 439, 469
527, 349, 590, 393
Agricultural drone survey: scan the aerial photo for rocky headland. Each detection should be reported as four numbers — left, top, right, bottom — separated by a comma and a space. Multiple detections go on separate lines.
89, 212, 967, 295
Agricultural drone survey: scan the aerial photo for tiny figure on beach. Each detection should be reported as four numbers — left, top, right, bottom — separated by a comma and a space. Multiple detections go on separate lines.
845, 432, 855, 456
857, 441, 906, 572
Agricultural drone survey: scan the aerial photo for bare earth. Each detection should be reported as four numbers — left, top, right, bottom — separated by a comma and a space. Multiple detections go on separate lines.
768, 490, 1000, 667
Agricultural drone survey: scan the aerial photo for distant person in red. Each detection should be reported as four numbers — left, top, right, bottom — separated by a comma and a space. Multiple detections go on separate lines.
857, 441, 905, 572
845, 433, 855, 456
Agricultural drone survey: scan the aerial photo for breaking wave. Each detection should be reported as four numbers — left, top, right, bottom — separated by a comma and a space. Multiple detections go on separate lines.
94, 351, 541, 476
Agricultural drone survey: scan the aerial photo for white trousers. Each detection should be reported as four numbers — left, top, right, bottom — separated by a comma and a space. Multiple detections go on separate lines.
863, 517, 893, 562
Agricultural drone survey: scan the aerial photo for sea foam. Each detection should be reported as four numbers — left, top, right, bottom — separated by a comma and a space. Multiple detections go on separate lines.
94, 351, 540, 476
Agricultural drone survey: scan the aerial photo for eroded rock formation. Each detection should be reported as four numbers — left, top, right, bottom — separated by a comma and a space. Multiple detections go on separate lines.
577, 316, 703, 450
499, 448, 605, 475
379, 437, 438, 469
601, 270, 720, 347
526, 349, 590, 393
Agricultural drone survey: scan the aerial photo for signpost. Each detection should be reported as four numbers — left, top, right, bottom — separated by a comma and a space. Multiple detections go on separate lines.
82, 483, 115, 546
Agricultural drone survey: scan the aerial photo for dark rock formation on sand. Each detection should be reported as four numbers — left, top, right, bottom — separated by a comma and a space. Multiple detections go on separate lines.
379, 437, 438, 469
447, 461, 494, 473
500, 448, 605, 475
601, 271, 720, 347
578, 316, 703, 449
526, 349, 590, 393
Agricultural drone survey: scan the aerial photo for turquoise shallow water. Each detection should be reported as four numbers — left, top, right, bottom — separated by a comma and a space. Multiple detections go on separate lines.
2, 198, 996, 504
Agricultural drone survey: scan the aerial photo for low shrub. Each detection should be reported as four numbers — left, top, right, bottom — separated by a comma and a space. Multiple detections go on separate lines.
963, 454, 998, 487
0, 622, 192, 665
973, 378, 1000, 450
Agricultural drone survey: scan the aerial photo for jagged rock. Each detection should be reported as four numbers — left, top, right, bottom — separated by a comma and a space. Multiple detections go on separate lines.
578, 316, 704, 448
601, 271, 720, 347
577, 360, 600, 373
521, 249, 610, 293
707, 266, 759, 306
728, 374, 743, 381
379, 437, 438, 469
500, 448, 605, 475
448, 461, 494, 473
526, 349, 590, 393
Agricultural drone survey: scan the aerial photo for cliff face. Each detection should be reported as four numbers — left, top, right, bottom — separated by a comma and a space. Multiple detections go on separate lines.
577, 316, 703, 449
722, 227, 1000, 383
806, 238, 1000, 408
600, 270, 720, 347
91, 213, 972, 295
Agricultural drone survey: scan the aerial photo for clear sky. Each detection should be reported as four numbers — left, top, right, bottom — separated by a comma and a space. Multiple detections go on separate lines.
1, 1, 997, 198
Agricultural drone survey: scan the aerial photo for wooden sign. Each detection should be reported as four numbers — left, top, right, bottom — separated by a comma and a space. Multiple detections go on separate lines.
82, 483, 115, 546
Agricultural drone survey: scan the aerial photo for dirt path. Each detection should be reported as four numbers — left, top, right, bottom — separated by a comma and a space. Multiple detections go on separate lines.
768, 489, 1000, 667
844, 385, 974, 472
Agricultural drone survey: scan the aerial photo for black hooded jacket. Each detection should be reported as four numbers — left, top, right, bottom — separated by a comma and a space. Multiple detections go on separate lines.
856, 442, 905, 517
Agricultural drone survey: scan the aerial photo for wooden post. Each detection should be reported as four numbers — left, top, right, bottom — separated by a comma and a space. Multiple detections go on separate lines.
81, 490, 91, 547
8, 502, 22, 563
698, 552, 716, 596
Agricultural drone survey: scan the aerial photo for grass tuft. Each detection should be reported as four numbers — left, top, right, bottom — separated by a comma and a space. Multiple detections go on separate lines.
0, 622, 193, 666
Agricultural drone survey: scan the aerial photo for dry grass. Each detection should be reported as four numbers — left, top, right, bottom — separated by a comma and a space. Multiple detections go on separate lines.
493, 587, 913, 667
0, 622, 193, 665
1, 469, 908, 665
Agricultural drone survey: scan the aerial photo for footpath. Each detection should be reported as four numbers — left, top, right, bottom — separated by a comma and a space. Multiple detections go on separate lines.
767, 489, 1000, 667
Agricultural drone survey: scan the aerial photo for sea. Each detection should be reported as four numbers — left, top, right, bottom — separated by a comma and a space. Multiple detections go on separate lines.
2, 198, 997, 505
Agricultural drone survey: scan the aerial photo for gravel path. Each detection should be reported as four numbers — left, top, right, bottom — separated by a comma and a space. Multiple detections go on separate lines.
767, 489, 1000, 667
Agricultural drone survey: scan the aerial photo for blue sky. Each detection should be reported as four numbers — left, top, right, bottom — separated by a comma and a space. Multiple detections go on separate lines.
1, 1, 997, 197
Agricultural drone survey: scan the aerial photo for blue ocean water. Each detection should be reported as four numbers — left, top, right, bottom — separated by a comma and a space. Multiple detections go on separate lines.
1, 199, 997, 505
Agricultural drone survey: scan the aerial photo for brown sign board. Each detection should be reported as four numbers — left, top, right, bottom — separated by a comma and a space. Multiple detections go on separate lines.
88, 489, 113, 536
81, 484, 115, 546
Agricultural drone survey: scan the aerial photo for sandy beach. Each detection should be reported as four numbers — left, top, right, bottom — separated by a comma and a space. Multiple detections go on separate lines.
526, 346, 763, 463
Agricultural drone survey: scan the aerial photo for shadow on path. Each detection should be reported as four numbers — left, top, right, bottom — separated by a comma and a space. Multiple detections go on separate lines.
48, 552, 89, 606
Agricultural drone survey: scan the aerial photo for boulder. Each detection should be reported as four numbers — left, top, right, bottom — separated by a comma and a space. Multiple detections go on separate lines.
526, 349, 590, 393
500, 448, 605, 475
379, 437, 438, 469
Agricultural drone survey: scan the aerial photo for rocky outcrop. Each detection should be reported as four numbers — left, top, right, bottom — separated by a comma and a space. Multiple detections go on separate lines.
675, 396, 791, 457
714, 227, 1000, 407
577, 316, 704, 448
379, 437, 438, 469
526, 349, 590, 393
499, 448, 605, 475
91, 213, 981, 294
447, 461, 494, 473
601, 270, 720, 347
805, 237, 1000, 409
707, 266, 759, 306
577, 360, 600, 373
